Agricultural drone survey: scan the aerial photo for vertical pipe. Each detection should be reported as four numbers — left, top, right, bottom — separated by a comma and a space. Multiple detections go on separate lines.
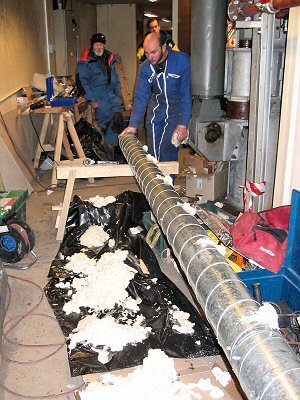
191, 0, 227, 98
43, 0, 51, 75
119, 134, 300, 400
172, 0, 179, 48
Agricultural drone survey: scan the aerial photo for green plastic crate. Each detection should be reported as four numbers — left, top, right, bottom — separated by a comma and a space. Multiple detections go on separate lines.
0, 190, 28, 223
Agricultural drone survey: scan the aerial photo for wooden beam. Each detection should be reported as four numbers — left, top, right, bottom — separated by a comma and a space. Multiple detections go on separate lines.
116, 54, 133, 111
56, 161, 179, 180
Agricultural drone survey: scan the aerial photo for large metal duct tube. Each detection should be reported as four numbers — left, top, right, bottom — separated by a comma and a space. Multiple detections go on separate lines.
119, 134, 300, 400
191, 0, 227, 98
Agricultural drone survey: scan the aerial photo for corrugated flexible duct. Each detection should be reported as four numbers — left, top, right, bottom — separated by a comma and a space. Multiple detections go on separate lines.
119, 134, 300, 400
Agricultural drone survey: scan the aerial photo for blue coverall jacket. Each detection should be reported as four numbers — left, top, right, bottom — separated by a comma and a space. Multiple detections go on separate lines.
76, 48, 122, 144
129, 49, 192, 161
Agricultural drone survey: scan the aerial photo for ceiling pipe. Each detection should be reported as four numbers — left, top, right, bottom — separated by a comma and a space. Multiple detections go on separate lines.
228, 0, 300, 21
119, 134, 300, 400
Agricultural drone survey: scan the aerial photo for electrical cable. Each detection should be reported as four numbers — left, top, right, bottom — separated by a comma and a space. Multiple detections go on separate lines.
0, 111, 49, 190
0, 274, 86, 398
29, 111, 58, 166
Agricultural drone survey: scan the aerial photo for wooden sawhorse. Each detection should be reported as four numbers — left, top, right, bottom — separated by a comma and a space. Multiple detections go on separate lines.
53, 159, 179, 241
32, 108, 94, 186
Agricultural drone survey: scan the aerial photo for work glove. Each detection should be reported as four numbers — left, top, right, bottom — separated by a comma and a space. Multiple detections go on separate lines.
119, 126, 137, 136
171, 125, 189, 147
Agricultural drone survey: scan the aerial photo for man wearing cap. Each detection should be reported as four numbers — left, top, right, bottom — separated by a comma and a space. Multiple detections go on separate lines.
76, 33, 123, 144
122, 32, 191, 162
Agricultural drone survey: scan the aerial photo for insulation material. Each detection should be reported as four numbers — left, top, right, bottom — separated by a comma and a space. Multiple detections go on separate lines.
78, 349, 230, 400
45, 191, 219, 376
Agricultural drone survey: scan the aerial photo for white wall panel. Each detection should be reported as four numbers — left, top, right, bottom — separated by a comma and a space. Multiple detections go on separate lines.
273, 7, 300, 206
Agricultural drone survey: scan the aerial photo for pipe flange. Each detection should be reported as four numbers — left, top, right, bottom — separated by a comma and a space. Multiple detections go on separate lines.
228, 0, 255, 21
228, 1, 243, 21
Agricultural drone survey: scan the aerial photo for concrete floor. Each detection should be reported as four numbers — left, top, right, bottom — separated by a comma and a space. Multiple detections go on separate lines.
0, 173, 245, 400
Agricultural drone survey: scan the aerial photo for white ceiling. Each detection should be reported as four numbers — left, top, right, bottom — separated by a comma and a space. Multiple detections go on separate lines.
80, 0, 173, 20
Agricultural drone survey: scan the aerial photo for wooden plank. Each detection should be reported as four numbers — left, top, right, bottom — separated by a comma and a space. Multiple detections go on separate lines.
33, 106, 68, 114
62, 131, 74, 161
51, 113, 64, 186
116, 54, 133, 111
42, 144, 55, 152
56, 161, 179, 180
73, 103, 80, 123
63, 112, 94, 184
33, 113, 50, 168
63, 112, 85, 158
0, 172, 5, 191
49, 114, 58, 145
56, 170, 76, 241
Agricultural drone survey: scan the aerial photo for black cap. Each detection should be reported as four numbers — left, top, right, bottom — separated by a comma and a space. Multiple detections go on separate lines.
90, 33, 106, 47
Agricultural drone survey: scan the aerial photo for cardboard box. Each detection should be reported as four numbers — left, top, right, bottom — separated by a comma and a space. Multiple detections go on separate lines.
185, 168, 228, 201
181, 153, 220, 175
178, 146, 193, 173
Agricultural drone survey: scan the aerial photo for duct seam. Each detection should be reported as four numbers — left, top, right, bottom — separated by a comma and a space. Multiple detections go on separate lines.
172, 223, 203, 247
229, 323, 260, 359
216, 299, 260, 342
192, 260, 229, 291
128, 150, 143, 164
204, 278, 247, 318
141, 174, 156, 193
260, 367, 300, 400
178, 234, 209, 260
239, 336, 283, 376
141, 171, 157, 189
157, 199, 183, 216
166, 213, 192, 237
151, 189, 178, 208
147, 182, 166, 198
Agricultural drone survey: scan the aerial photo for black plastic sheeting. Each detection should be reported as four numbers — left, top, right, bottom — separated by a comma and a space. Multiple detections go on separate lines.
45, 191, 220, 376
70, 118, 127, 163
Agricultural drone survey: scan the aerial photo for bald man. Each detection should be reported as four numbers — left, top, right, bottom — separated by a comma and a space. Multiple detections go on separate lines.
122, 32, 191, 162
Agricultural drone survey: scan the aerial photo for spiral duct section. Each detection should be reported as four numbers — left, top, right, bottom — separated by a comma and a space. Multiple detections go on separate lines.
119, 134, 300, 400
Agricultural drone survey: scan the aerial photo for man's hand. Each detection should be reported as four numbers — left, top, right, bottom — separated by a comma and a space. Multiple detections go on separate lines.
91, 101, 98, 109
119, 126, 137, 136
171, 125, 189, 147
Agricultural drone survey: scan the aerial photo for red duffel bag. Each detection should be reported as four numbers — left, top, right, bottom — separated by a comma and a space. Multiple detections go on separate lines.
230, 206, 291, 273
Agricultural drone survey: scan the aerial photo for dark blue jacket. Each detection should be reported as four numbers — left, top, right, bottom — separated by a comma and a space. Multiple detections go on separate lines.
130, 49, 192, 129
76, 48, 122, 105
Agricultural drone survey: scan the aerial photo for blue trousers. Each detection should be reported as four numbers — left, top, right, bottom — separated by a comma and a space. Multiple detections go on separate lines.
146, 120, 179, 162
95, 98, 122, 145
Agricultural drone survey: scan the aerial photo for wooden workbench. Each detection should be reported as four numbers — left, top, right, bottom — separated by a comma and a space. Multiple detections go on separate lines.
53, 159, 179, 241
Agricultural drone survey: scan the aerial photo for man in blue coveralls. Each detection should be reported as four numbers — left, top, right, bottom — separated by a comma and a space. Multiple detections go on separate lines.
121, 32, 192, 162
76, 33, 123, 144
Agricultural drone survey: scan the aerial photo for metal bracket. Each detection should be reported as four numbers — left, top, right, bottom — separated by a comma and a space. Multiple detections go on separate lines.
236, 20, 263, 29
